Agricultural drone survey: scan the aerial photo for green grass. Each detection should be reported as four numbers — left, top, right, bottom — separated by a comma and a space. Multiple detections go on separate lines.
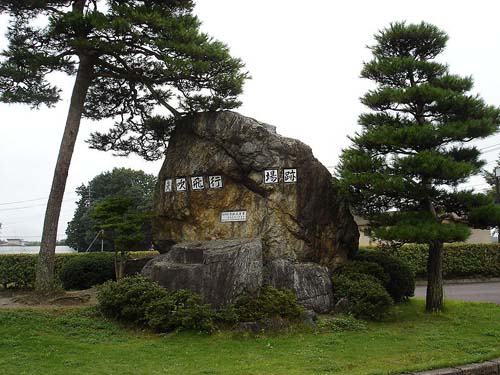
1, 299, 500, 375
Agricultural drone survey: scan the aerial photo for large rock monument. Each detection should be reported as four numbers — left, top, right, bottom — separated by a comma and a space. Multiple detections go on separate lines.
144, 111, 358, 312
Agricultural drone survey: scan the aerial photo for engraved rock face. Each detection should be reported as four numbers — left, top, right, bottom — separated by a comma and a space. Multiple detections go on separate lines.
153, 111, 358, 266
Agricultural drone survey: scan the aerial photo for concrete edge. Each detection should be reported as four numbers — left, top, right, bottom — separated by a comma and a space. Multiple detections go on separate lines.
400, 358, 500, 375
415, 278, 500, 286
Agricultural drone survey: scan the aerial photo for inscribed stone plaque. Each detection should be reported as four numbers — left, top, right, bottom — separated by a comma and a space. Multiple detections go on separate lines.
221, 211, 247, 222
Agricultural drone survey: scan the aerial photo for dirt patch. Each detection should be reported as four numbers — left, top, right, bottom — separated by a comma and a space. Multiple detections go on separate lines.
0, 288, 98, 309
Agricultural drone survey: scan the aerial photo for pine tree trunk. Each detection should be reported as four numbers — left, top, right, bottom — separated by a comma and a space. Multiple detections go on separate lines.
35, 55, 94, 294
425, 241, 444, 311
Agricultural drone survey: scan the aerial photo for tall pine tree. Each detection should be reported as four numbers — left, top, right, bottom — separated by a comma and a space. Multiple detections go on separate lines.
0, 0, 248, 293
338, 22, 500, 311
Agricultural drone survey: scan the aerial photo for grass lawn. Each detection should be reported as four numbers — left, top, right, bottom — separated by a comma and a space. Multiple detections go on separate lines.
0, 299, 499, 375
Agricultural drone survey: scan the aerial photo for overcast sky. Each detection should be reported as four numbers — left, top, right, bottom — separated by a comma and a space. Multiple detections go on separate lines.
1, 0, 500, 241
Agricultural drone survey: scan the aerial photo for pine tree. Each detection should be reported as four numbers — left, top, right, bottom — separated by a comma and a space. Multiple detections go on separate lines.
337, 22, 500, 311
0, 0, 248, 293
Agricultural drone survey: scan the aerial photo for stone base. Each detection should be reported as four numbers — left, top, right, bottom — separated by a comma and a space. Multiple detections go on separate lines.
142, 239, 263, 309
142, 238, 335, 313
265, 259, 333, 313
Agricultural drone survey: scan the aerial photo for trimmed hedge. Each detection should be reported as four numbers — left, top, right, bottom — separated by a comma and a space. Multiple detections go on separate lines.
0, 251, 158, 289
361, 243, 500, 279
60, 253, 116, 290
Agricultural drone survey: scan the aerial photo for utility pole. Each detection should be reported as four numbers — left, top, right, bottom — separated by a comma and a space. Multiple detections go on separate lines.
100, 230, 104, 252
495, 167, 500, 242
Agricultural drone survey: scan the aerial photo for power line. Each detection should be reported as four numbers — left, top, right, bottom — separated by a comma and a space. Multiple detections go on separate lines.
480, 143, 500, 151
481, 147, 500, 155
1, 209, 75, 225
0, 234, 66, 238
0, 198, 76, 212
0, 192, 78, 206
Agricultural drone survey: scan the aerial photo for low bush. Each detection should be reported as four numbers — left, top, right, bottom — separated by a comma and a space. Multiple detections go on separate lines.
98, 277, 216, 333
60, 252, 115, 290
332, 272, 393, 321
146, 289, 215, 333
334, 261, 390, 286
355, 250, 415, 302
97, 276, 168, 324
233, 286, 305, 322
366, 243, 500, 279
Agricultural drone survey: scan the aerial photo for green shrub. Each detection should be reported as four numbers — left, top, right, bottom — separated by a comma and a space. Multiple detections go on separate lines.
234, 286, 304, 322
60, 252, 115, 290
334, 261, 390, 286
332, 273, 393, 321
0, 255, 36, 289
214, 304, 240, 325
97, 277, 215, 333
97, 275, 168, 324
355, 250, 415, 302
146, 289, 215, 333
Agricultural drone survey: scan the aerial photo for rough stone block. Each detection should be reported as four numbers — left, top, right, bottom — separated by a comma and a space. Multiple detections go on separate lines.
265, 259, 333, 313
143, 238, 262, 308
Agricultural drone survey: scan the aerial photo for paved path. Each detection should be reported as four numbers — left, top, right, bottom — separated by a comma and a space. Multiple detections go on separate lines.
415, 281, 500, 304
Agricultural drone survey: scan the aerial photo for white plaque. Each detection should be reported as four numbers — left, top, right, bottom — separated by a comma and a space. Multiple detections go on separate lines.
283, 168, 297, 183
191, 176, 205, 190
164, 178, 173, 192
176, 178, 187, 191
221, 211, 247, 222
209, 175, 223, 189
496, 167, 500, 178
264, 169, 279, 184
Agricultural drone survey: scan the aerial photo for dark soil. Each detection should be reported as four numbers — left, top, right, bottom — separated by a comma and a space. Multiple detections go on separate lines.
0, 288, 98, 309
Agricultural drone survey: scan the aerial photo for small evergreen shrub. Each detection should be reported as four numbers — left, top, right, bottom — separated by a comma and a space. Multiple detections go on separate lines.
214, 305, 240, 325
355, 250, 415, 302
234, 286, 304, 322
332, 273, 393, 321
146, 289, 215, 333
334, 261, 390, 286
97, 275, 168, 324
60, 252, 115, 290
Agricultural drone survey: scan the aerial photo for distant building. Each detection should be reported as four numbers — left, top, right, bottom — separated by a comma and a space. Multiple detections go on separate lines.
355, 216, 494, 246
3, 238, 25, 246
